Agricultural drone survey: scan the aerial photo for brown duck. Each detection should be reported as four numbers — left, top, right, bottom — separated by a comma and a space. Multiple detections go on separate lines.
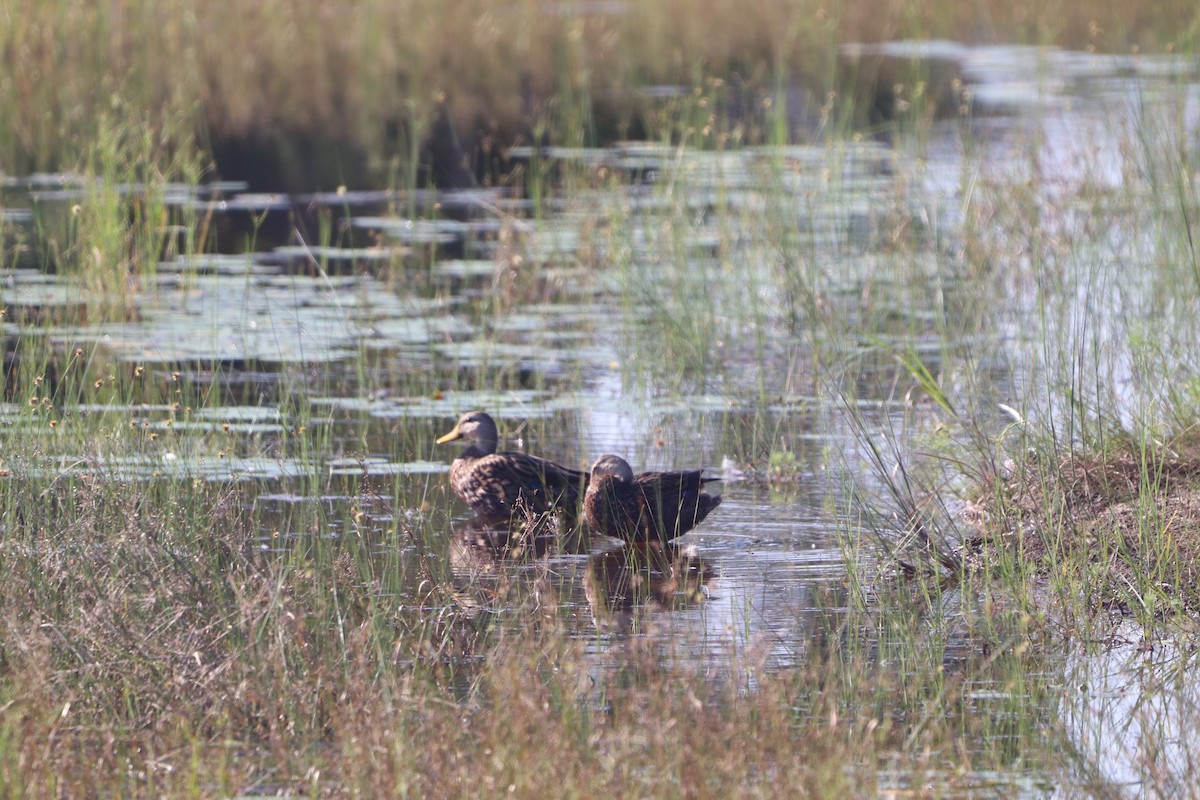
583, 454, 722, 545
437, 410, 589, 521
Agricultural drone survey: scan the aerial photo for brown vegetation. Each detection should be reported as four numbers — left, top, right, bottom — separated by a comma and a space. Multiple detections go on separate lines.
968, 439, 1200, 613
0, 470, 1048, 796
0, 492, 713, 794
1, 0, 1197, 187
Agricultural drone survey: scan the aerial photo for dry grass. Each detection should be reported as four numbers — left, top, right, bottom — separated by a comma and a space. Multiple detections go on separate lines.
1, 0, 1196, 183
967, 438, 1200, 613
0, 469, 1054, 796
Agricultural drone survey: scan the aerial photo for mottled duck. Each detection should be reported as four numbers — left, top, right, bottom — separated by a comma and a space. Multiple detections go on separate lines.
583, 453, 721, 545
437, 410, 589, 522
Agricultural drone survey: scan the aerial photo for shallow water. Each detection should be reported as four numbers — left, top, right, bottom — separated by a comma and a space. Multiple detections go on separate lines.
4, 40, 1200, 795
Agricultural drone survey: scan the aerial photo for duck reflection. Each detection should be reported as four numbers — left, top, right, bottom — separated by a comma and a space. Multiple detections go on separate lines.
445, 513, 717, 633
443, 513, 577, 615
584, 542, 716, 633
447, 513, 568, 578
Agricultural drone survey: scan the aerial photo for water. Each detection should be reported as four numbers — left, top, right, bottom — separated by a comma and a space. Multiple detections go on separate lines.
4, 40, 1200, 795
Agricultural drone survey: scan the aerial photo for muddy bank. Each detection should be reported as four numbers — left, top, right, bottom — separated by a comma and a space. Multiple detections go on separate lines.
968, 444, 1200, 613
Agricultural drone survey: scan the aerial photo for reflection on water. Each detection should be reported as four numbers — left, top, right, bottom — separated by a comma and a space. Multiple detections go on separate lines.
444, 515, 717, 633
1056, 621, 1200, 794
449, 515, 566, 568
582, 543, 716, 637
4, 40, 1200, 796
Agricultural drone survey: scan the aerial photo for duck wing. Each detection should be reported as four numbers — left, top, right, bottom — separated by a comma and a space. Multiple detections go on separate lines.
452, 451, 588, 518
633, 469, 722, 540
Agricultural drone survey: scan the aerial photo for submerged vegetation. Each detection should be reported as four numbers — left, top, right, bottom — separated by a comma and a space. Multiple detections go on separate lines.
2, 1, 1200, 797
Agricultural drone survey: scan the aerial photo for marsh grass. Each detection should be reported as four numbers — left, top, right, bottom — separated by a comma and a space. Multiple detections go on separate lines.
752, 53, 1200, 790
5, 6, 1200, 796
818, 138, 1200, 800
29, 105, 206, 321
3, 0, 1196, 185
0, 174, 1081, 791
0, 461, 1071, 796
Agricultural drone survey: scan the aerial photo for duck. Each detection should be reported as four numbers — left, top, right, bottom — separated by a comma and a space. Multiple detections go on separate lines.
583, 453, 721, 545
437, 410, 589, 522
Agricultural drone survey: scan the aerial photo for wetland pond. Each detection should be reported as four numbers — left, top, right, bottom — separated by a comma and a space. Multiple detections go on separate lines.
4, 42, 1200, 795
